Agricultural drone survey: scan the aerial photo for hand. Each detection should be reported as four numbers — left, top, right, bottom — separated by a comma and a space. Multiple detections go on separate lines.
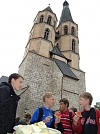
73, 115, 80, 126
13, 131, 16, 134
43, 116, 51, 124
54, 116, 60, 129
55, 116, 60, 124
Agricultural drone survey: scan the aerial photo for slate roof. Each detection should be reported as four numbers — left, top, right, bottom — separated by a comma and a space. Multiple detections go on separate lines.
43, 6, 53, 13
59, 0, 73, 24
54, 58, 78, 80
50, 46, 71, 61
0, 76, 8, 83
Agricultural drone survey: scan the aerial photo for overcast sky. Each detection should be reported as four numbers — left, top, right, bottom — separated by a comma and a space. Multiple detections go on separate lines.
0, 0, 100, 106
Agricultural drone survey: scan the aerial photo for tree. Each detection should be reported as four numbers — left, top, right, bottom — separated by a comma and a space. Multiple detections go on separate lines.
94, 102, 100, 110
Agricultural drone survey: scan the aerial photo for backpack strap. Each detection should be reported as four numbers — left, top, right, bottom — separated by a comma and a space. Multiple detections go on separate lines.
50, 110, 55, 128
69, 112, 72, 127
69, 112, 74, 134
37, 107, 43, 122
38, 107, 55, 122
51, 110, 55, 119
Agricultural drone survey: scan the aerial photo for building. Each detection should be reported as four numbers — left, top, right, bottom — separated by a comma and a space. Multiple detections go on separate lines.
17, 1, 86, 116
0, 76, 8, 83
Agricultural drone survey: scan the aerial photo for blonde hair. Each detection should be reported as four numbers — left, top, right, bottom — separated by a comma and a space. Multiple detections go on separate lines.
79, 92, 93, 105
42, 92, 54, 102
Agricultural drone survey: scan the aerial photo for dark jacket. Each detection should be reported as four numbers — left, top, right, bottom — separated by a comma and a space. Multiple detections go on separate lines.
0, 82, 20, 134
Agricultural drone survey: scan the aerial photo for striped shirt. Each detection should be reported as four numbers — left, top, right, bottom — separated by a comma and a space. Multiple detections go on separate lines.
60, 109, 73, 134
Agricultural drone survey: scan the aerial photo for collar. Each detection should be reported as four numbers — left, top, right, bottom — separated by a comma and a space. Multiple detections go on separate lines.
42, 105, 51, 111
60, 109, 69, 114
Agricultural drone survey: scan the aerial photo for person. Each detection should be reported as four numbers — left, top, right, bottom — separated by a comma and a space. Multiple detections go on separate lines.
15, 117, 21, 126
70, 107, 77, 113
18, 113, 31, 125
30, 92, 64, 132
0, 73, 24, 134
72, 92, 100, 134
57, 98, 74, 134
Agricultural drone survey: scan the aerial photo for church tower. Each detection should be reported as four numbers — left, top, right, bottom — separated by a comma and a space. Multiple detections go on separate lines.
23, 5, 57, 58
55, 1, 79, 69
17, 1, 86, 116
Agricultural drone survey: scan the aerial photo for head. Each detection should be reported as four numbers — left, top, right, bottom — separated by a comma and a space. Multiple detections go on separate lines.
79, 92, 93, 108
59, 98, 69, 112
70, 107, 77, 113
42, 92, 55, 107
24, 113, 31, 122
15, 117, 21, 124
8, 73, 24, 90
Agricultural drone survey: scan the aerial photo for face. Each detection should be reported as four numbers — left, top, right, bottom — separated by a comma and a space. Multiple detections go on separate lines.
26, 117, 31, 122
11, 77, 23, 90
46, 95, 55, 107
79, 97, 89, 108
59, 102, 68, 111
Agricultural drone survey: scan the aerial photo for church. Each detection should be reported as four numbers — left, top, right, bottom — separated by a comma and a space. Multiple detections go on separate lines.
17, 1, 86, 116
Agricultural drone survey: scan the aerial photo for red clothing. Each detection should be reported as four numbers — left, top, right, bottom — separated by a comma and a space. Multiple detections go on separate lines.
60, 109, 74, 134
72, 108, 100, 134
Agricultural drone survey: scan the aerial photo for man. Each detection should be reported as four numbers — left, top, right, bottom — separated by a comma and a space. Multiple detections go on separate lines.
0, 73, 24, 134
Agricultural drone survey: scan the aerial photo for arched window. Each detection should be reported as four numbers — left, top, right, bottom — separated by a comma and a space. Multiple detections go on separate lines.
56, 43, 59, 48
47, 16, 52, 25
64, 26, 68, 35
71, 27, 75, 36
72, 39, 75, 52
54, 21, 56, 27
44, 29, 50, 40
40, 15, 44, 23
57, 31, 59, 37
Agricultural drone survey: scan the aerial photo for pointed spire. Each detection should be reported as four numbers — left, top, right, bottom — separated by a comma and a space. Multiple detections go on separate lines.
59, 0, 73, 24
63, 0, 69, 7
43, 4, 53, 13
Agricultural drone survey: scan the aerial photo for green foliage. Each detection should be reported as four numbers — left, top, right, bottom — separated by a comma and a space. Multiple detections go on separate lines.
94, 102, 100, 110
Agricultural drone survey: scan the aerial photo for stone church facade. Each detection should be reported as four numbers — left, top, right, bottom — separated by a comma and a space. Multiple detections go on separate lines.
17, 1, 86, 117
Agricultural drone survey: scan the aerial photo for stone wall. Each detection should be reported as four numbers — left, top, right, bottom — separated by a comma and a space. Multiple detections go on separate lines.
17, 51, 86, 117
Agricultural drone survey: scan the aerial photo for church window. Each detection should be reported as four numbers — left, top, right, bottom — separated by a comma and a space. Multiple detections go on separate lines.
47, 16, 52, 25
57, 31, 59, 36
64, 26, 68, 35
72, 39, 76, 52
56, 43, 59, 48
71, 27, 75, 36
44, 28, 50, 40
54, 21, 56, 27
40, 15, 44, 23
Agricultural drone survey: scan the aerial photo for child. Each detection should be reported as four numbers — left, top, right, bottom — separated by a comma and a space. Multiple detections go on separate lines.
15, 117, 21, 126
30, 92, 64, 132
58, 98, 74, 134
18, 113, 31, 125
72, 92, 100, 134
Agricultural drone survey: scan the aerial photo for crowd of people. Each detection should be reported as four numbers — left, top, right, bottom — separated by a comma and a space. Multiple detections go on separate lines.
0, 73, 100, 134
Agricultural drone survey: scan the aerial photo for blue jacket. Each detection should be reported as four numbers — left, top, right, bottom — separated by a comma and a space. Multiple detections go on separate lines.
30, 106, 54, 127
